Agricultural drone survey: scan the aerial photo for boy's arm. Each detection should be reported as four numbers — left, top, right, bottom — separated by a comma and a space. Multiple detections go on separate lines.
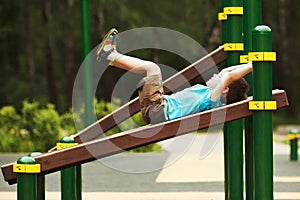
210, 62, 252, 101
221, 62, 252, 87
219, 62, 252, 75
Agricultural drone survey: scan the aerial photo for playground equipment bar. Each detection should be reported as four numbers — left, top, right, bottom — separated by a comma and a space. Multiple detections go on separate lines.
73, 46, 227, 143
221, 0, 244, 199
1, 90, 288, 185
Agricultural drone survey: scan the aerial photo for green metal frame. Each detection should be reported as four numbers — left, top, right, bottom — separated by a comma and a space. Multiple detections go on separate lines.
28, 152, 45, 200
252, 25, 274, 199
79, 1, 92, 199
16, 156, 38, 200
289, 129, 299, 161
243, 1, 262, 199
221, 0, 244, 199
60, 136, 78, 200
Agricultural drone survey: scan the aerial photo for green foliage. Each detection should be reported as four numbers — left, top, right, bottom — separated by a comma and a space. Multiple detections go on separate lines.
60, 111, 77, 135
21, 101, 61, 151
0, 101, 61, 152
0, 99, 160, 153
0, 106, 32, 152
129, 143, 162, 153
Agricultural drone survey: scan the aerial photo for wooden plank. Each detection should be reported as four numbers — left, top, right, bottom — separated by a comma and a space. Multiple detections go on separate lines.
74, 47, 227, 143
1, 90, 288, 185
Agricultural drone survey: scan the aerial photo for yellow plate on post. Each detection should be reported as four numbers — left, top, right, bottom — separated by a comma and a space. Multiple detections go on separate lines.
224, 43, 244, 51
249, 101, 277, 110
248, 52, 276, 61
264, 101, 277, 110
56, 142, 78, 150
240, 55, 249, 63
218, 12, 227, 21
249, 101, 264, 110
223, 7, 243, 15
13, 164, 41, 173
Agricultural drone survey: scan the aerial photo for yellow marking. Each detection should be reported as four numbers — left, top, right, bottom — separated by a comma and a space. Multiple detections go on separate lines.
218, 12, 227, 21
56, 143, 78, 150
264, 101, 277, 110
248, 52, 276, 61
223, 7, 243, 15
224, 43, 244, 51
249, 101, 277, 111
240, 55, 249, 63
13, 164, 41, 173
249, 101, 264, 110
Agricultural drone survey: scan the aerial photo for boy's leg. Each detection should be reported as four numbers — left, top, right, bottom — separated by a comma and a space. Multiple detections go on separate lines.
96, 28, 160, 76
137, 74, 165, 124
97, 28, 165, 124
112, 56, 161, 76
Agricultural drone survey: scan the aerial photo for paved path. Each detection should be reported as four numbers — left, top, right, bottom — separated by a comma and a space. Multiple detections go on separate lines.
0, 133, 299, 200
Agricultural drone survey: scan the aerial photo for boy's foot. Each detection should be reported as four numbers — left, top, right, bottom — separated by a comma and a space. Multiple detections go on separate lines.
96, 28, 118, 63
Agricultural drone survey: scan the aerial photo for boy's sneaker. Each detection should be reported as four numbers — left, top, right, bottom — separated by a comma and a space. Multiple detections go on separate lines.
96, 28, 118, 63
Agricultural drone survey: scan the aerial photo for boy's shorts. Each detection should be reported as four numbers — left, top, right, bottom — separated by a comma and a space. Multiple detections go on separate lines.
137, 74, 166, 124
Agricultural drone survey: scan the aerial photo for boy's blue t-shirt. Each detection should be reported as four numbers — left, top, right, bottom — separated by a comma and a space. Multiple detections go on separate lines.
163, 84, 222, 121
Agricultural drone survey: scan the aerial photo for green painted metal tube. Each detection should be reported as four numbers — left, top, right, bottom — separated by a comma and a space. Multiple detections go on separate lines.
221, 1, 229, 196
252, 25, 274, 200
80, 2, 92, 198
289, 129, 299, 161
221, 0, 244, 199
17, 156, 37, 200
60, 136, 77, 200
221, 1, 229, 197
290, 138, 298, 161
243, 1, 262, 199
81, 0, 93, 127
28, 152, 45, 200
243, 0, 262, 54
61, 168, 77, 200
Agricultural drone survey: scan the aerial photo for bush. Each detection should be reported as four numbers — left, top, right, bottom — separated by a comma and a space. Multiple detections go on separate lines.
21, 101, 61, 151
0, 101, 61, 152
0, 99, 161, 153
0, 106, 33, 152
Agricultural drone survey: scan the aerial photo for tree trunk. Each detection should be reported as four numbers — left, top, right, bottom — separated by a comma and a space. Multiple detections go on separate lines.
63, 0, 75, 107
42, 0, 58, 105
278, 0, 296, 116
24, 3, 36, 100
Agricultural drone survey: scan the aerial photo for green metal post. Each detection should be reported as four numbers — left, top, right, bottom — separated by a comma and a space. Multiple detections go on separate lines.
16, 156, 37, 200
79, 1, 92, 199
28, 152, 45, 200
221, 0, 244, 199
252, 25, 274, 200
81, 0, 93, 126
243, 1, 262, 199
60, 136, 77, 200
221, 1, 229, 197
289, 129, 299, 161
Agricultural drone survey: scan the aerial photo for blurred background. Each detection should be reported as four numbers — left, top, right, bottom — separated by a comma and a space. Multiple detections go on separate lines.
0, 0, 299, 151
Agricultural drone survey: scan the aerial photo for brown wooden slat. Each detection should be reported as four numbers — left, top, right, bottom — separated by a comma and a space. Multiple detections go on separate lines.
1, 90, 288, 185
74, 47, 227, 143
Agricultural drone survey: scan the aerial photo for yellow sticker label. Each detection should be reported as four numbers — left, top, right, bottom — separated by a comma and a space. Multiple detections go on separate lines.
13, 164, 41, 173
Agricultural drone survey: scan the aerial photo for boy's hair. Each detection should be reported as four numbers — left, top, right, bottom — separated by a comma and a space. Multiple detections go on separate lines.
226, 78, 249, 104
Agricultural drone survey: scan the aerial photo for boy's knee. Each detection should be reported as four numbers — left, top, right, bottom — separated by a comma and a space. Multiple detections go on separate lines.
144, 61, 161, 76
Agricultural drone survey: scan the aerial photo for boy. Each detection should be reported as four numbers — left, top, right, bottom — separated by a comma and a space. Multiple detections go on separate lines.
97, 28, 252, 124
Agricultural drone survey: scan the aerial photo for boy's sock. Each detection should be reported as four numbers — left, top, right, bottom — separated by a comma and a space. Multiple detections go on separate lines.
107, 50, 120, 63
